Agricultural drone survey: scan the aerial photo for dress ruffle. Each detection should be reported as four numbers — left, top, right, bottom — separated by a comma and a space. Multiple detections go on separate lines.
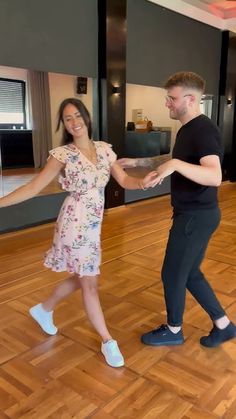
44, 245, 100, 276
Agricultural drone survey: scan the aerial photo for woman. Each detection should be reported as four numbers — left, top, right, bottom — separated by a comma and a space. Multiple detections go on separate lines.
0, 98, 158, 368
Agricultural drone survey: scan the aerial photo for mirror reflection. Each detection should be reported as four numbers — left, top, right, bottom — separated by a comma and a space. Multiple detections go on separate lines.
124, 83, 214, 177
124, 83, 179, 182
124, 83, 213, 203
0, 65, 93, 197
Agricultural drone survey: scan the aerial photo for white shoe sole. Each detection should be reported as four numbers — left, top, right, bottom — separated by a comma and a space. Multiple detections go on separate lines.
101, 348, 125, 368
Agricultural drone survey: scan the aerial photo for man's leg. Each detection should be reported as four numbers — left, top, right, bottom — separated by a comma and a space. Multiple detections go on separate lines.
187, 263, 225, 321
184, 207, 236, 346
141, 208, 236, 347
141, 212, 202, 345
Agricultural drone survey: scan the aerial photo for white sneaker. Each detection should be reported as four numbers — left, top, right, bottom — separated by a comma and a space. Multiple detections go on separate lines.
29, 303, 58, 335
101, 339, 124, 367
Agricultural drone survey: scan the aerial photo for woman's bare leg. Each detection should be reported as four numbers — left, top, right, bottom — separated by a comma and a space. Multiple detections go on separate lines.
29, 275, 81, 335
79, 275, 112, 342
30, 273, 124, 366
42, 274, 81, 311
79, 275, 124, 366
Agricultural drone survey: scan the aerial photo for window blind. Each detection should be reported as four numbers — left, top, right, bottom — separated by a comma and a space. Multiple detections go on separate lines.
0, 78, 26, 127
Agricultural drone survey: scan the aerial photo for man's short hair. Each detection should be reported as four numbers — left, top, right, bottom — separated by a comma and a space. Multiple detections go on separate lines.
164, 71, 205, 93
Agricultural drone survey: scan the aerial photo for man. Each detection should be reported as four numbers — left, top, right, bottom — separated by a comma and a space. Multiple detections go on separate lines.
119, 71, 236, 348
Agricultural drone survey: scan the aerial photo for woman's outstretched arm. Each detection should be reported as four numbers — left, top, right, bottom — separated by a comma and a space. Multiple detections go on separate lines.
0, 157, 64, 208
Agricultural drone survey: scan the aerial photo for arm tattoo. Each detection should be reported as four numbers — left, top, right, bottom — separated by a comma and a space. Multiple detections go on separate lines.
135, 157, 155, 168
135, 154, 171, 169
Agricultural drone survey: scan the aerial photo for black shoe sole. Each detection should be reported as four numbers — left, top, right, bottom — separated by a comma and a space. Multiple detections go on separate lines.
141, 338, 184, 346
200, 333, 236, 348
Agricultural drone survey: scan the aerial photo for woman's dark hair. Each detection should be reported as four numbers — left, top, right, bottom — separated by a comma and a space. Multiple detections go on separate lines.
56, 98, 92, 144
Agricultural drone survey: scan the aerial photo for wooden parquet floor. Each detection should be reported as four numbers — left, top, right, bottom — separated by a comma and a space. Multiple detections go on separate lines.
0, 182, 235, 418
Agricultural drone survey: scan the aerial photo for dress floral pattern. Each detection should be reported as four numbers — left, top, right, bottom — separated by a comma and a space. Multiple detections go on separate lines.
44, 141, 116, 276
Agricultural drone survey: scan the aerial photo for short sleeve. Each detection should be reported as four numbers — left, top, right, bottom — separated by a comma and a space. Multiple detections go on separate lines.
103, 142, 117, 166
49, 146, 68, 164
196, 126, 223, 162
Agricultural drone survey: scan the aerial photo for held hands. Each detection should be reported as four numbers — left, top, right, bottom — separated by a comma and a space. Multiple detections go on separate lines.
141, 171, 159, 189
154, 159, 177, 184
141, 159, 177, 188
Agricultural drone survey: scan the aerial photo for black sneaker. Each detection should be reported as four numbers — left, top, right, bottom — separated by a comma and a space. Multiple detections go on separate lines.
141, 324, 184, 346
200, 322, 236, 348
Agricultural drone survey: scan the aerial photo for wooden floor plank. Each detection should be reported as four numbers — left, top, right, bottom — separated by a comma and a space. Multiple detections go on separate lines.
0, 181, 235, 418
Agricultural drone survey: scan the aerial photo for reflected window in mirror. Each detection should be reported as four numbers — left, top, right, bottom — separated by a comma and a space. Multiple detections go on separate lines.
0, 78, 26, 129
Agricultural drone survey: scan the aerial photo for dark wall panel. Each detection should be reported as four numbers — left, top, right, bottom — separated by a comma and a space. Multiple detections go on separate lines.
127, 0, 222, 96
98, 0, 126, 208
0, 193, 67, 234
0, 0, 97, 77
218, 32, 236, 180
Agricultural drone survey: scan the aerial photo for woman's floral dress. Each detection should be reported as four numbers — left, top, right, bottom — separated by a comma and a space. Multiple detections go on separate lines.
44, 141, 116, 276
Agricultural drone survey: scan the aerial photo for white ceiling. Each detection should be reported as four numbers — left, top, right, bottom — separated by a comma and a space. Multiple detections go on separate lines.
183, 0, 236, 19
147, 0, 236, 32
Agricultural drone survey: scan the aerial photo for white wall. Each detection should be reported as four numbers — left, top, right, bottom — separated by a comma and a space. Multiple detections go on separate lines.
0, 65, 27, 80
126, 83, 181, 150
48, 73, 93, 147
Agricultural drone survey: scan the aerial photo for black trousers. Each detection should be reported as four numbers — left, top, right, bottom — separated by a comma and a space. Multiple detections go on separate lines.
161, 207, 225, 326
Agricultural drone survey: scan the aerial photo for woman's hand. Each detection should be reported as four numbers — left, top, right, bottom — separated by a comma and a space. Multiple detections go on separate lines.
142, 171, 159, 189
141, 160, 176, 188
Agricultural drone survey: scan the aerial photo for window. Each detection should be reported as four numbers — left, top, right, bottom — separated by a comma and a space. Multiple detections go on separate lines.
0, 78, 26, 129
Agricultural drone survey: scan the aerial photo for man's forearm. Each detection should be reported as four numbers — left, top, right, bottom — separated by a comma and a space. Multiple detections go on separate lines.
174, 159, 222, 186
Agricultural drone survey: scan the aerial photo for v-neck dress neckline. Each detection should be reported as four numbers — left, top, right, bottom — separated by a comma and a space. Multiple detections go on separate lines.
67, 142, 99, 168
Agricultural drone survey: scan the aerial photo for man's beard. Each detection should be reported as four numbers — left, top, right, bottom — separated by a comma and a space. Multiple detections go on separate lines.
170, 106, 187, 120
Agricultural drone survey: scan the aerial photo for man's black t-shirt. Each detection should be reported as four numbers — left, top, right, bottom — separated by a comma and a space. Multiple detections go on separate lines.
171, 114, 223, 211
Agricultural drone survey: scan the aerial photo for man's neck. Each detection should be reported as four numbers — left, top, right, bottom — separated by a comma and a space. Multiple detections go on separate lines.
180, 110, 202, 126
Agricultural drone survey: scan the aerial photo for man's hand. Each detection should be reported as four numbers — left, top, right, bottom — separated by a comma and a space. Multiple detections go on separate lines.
117, 158, 137, 168
142, 171, 159, 189
155, 159, 176, 184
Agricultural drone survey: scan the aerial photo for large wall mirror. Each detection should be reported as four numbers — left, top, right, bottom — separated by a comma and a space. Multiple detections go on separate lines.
0, 65, 215, 215
125, 83, 214, 162
0, 64, 94, 198
124, 83, 179, 202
